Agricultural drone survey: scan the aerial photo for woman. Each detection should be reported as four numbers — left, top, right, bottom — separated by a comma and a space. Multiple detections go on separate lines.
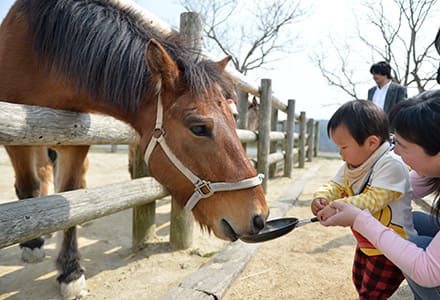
318, 91, 440, 299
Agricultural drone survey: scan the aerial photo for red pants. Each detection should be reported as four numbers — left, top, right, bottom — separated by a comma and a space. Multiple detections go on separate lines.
352, 247, 404, 300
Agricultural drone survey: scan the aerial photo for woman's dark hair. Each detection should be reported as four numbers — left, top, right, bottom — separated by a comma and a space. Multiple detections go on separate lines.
327, 100, 389, 145
389, 91, 440, 219
389, 94, 440, 156
370, 61, 392, 79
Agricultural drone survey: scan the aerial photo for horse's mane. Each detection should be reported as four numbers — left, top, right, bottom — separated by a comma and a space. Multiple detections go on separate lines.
15, 0, 234, 112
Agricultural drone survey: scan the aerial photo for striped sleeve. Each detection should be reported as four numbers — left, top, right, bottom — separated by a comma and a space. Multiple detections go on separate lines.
313, 181, 346, 203
339, 186, 402, 213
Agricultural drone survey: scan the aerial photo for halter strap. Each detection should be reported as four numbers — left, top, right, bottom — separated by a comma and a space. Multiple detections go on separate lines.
144, 95, 263, 211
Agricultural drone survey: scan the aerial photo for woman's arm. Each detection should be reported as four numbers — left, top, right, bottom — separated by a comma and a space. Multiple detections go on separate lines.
322, 202, 440, 287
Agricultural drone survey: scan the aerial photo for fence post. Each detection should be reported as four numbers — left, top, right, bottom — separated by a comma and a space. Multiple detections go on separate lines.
284, 99, 296, 177
298, 111, 306, 168
257, 79, 272, 192
268, 107, 278, 178
167, 11, 204, 250
237, 89, 249, 130
314, 121, 320, 157
306, 118, 314, 162
130, 144, 156, 251
237, 89, 249, 151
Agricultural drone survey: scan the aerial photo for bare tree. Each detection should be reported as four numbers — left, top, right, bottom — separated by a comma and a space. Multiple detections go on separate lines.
314, 0, 439, 97
315, 39, 361, 99
179, 0, 308, 75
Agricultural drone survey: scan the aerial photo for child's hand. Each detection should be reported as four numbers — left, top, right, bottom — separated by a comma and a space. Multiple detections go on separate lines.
311, 198, 327, 215
317, 204, 337, 221
320, 201, 362, 227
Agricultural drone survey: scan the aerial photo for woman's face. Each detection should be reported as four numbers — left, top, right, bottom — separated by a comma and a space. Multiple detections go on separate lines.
394, 133, 440, 177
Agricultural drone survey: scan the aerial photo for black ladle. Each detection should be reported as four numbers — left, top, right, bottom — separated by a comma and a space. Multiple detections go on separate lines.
240, 217, 319, 243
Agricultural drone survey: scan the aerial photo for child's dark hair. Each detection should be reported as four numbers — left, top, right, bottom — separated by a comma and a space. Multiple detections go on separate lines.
370, 61, 392, 79
327, 100, 389, 145
389, 91, 440, 220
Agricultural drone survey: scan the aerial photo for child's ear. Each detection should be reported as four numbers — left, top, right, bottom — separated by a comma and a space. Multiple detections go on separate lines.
367, 135, 380, 149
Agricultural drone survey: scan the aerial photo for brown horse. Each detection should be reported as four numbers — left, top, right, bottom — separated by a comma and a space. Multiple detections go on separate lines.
0, 0, 268, 298
229, 96, 260, 130
247, 96, 260, 131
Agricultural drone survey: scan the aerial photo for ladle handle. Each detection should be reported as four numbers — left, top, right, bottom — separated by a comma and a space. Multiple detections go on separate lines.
297, 216, 319, 227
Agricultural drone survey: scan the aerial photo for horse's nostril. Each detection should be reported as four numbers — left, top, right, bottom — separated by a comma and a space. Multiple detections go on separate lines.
253, 215, 265, 232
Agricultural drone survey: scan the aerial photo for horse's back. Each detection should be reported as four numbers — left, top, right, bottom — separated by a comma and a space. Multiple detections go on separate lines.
0, 2, 78, 109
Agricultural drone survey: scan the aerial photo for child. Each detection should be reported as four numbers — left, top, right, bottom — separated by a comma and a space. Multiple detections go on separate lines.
311, 100, 417, 300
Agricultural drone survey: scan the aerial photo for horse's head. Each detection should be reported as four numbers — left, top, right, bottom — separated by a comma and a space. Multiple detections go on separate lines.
247, 96, 260, 131
139, 39, 269, 241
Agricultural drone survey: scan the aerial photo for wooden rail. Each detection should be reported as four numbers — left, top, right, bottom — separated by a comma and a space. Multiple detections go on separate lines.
0, 178, 167, 249
0, 102, 137, 145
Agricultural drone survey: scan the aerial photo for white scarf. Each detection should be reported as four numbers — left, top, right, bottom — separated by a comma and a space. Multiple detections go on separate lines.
344, 141, 390, 195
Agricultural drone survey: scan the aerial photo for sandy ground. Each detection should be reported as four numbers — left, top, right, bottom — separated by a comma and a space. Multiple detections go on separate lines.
0, 147, 418, 299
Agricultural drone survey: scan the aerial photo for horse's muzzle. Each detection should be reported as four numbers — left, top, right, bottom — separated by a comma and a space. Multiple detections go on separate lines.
221, 219, 239, 241
221, 213, 267, 241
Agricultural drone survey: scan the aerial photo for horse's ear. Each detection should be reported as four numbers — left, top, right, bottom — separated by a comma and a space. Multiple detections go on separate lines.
252, 96, 259, 106
145, 39, 179, 89
216, 55, 232, 70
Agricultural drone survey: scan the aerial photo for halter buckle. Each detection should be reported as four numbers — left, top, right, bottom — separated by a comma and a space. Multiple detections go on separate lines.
194, 180, 214, 198
153, 128, 165, 139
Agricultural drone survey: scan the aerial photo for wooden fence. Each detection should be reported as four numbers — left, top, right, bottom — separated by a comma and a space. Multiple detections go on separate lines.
0, 10, 319, 252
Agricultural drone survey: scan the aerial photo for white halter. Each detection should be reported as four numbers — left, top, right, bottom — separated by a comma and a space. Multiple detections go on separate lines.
144, 94, 264, 211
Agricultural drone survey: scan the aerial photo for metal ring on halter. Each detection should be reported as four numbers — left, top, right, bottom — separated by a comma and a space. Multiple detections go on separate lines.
153, 127, 165, 138
194, 180, 214, 198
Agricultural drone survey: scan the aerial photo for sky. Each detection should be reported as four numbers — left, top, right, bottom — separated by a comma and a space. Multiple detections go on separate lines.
0, 0, 437, 120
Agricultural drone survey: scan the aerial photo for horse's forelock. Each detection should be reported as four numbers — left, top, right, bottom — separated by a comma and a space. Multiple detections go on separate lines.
183, 60, 235, 101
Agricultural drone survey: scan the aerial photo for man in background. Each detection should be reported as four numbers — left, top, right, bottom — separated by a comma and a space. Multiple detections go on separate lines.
367, 61, 407, 114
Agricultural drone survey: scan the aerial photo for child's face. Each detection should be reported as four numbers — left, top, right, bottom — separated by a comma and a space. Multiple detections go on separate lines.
331, 125, 377, 168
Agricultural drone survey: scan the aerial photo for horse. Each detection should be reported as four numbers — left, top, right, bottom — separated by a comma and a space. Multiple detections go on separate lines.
228, 96, 260, 131
0, 0, 269, 298
246, 96, 260, 131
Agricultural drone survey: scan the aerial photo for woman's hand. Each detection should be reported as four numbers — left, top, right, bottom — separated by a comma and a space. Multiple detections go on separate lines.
319, 201, 362, 227
316, 204, 337, 221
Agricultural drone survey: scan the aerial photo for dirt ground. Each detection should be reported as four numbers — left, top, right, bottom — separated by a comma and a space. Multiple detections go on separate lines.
0, 147, 417, 299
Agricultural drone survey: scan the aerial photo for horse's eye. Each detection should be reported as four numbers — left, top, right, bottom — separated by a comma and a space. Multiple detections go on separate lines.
190, 125, 211, 137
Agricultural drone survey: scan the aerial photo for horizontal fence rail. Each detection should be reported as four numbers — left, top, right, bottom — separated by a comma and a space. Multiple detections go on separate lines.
0, 101, 295, 147
0, 102, 138, 145
0, 178, 168, 249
